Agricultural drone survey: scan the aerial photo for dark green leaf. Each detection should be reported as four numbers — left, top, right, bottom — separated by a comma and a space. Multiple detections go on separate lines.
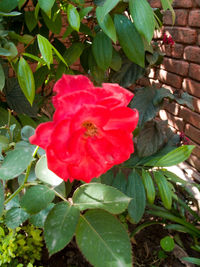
88, 52, 105, 84
110, 54, 145, 87
181, 257, 200, 265
0, 146, 33, 180
38, 0, 55, 16
72, 183, 131, 214
129, 0, 155, 43
0, 63, 5, 91
114, 14, 145, 67
96, 7, 117, 43
4, 78, 38, 117
5, 207, 29, 229
21, 125, 35, 141
0, 0, 18, 13
110, 48, 122, 71
18, 0, 26, 9
154, 171, 172, 209
76, 209, 132, 267
63, 42, 84, 66
112, 171, 127, 194
126, 170, 146, 223
100, 170, 114, 185
34, 66, 49, 89
92, 31, 112, 70
41, 4, 62, 34
20, 185, 55, 214
25, 11, 37, 32
67, 4, 80, 32
79, 7, 93, 20
44, 202, 80, 255
30, 203, 55, 228
94, 0, 106, 6
17, 57, 35, 105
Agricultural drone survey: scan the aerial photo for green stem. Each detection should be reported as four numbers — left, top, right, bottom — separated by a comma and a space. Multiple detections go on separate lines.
7, 109, 12, 142
4, 146, 39, 205
52, 188, 69, 202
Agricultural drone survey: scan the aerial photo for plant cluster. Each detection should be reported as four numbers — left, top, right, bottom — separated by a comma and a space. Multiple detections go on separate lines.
0, 0, 199, 266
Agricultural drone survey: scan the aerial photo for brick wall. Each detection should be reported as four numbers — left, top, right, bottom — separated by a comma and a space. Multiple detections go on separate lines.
138, 0, 200, 171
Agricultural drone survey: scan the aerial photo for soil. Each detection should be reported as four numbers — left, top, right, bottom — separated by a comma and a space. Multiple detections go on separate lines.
37, 221, 198, 267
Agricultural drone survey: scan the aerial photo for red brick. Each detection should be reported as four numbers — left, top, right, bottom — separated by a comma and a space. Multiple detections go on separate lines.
196, 0, 200, 7
193, 97, 200, 113
172, 0, 193, 8
184, 46, 200, 64
189, 11, 200, 27
148, 0, 162, 8
187, 154, 200, 171
137, 77, 151, 87
163, 10, 188, 26
185, 123, 200, 144
179, 106, 200, 129
163, 99, 180, 116
189, 140, 200, 158
189, 63, 200, 82
198, 34, 200, 46
165, 27, 197, 44
161, 58, 189, 76
159, 110, 184, 131
182, 79, 200, 98
158, 69, 182, 88
162, 43, 184, 59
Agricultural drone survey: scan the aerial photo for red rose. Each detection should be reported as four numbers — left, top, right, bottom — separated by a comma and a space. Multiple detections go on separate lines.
30, 75, 139, 183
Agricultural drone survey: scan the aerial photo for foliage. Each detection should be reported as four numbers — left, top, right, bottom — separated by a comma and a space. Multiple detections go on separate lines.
0, 221, 43, 266
0, 0, 199, 266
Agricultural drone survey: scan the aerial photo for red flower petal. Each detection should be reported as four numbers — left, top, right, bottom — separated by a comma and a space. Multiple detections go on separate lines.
103, 107, 139, 132
87, 129, 134, 167
29, 122, 54, 149
53, 91, 96, 122
70, 104, 110, 133
53, 75, 94, 107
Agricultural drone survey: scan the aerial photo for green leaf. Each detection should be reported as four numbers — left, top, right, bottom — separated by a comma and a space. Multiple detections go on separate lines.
21, 125, 35, 141
129, 0, 155, 43
0, 63, 5, 91
18, 0, 26, 9
110, 54, 145, 87
30, 203, 55, 228
35, 155, 63, 187
97, 0, 120, 22
25, 11, 37, 32
5, 207, 29, 229
96, 8, 117, 43
0, 182, 4, 216
92, 31, 112, 70
114, 14, 145, 67
17, 57, 35, 105
41, 4, 62, 34
44, 202, 80, 255
112, 171, 127, 194
126, 170, 146, 223
76, 209, 132, 267
23, 52, 46, 64
20, 185, 55, 214
0, 146, 33, 180
38, 0, 55, 16
136, 121, 171, 157
88, 52, 105, 84
147, 145, 195, 167
154, 171, 172, 209
0, 0, 18, 13
110, 48, 122, 71
37, 34, 53, 68
63, 42, 84, 66
67, 4, 80, 32
0, 135, 9, 150
130, 87, 169, 128
142, 169, 155, 204
33, 66, 49, 89
160, 236, 175, 252
182, 257, 200, 265
3, 42, 18, 57
79, 6, 93, 20
72, 183, 131, 214
100, 170, 114, 185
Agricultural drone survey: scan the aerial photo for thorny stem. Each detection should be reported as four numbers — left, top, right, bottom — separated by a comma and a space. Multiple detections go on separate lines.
4, 146, 39, 205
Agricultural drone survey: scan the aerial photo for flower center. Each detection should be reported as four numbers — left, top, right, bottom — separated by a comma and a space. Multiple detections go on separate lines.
82, 121, 98, 137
